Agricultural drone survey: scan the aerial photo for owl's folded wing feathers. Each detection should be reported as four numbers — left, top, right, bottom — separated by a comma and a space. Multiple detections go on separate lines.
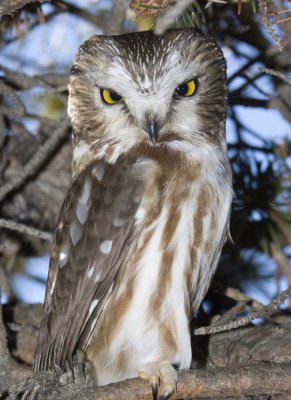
33, 160, 142, 372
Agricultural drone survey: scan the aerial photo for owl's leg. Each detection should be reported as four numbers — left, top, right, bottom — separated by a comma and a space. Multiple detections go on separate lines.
139, 361, 177, 400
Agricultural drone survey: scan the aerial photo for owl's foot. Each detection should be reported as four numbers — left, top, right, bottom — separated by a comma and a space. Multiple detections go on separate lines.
59, 349, 94, 387
138, 361, 177, 400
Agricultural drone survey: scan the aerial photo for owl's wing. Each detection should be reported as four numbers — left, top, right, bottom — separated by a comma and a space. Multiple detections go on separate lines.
34, 160, 142, 371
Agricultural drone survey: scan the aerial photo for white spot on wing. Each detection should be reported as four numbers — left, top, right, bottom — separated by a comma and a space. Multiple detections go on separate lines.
135, 207, 146, 225
89, 299, 99, 316
87, 266, 94, 278
70, 221, 82, 246
92, 164, 104, 181
113, 217, 125, 227
76, 179, 92, 224
100, 240, 113, 254
79, 179, 91, 204
59, 248, 69, 269
76, 202, 89, 225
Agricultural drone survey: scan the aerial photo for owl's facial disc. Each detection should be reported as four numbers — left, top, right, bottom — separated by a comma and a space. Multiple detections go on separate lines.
68, 29, 227, 149
98, 77, 199, 145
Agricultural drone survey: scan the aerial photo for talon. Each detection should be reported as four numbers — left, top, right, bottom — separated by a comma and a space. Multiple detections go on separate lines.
151, 383, 158, 400
159, 391, 174, 400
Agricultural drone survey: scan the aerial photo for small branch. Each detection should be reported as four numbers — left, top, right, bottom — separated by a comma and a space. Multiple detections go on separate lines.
0, 218, 53, 241
154, 0, 193, 34
0, 65, 68, 90
260, 67, 291, 85
194, 287, 291, 335
257, 0, 284, 51
0, 118, 69, 203
0, 0, 48, 18
227, 56, 261, 84
0, 81, 26, 117
228, 96, 269, 108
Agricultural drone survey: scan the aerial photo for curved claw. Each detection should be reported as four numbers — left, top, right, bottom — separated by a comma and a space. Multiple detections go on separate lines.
139, 361, 177, 400
151, 383, 159, 400
159, 391, 174, 400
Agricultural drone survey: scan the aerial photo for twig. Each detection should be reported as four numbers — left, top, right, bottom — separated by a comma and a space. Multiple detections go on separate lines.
257, 0, 284, 51
0, 81, 26, 117
260, 67, 291, 85
0, 218, 53, 241
194, 287, 291, 335
228, 96, 269, 108
154, 0, 194, 34
0, 118, 69, 203
0, 65, 68, 90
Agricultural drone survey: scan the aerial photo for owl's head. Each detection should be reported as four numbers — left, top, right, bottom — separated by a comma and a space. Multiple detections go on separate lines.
68, 29, 227, 159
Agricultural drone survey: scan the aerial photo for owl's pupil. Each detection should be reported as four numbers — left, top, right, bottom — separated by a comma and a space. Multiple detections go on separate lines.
110, 91, 122, 102
176, 84, 188, 96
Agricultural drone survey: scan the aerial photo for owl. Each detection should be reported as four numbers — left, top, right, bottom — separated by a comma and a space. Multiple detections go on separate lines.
34, 29, 233, 400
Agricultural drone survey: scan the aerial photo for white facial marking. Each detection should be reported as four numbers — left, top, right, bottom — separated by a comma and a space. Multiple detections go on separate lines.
100, 240, 113, 254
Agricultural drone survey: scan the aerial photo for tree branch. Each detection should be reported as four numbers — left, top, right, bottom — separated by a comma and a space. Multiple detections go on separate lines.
0, 0, 48, 18
0, 218, 53, 241
261, 67, 291, 85
228, 96, 269, 108
194, 286, 291, 335
0, 118, 69, 203
9, 362, 291, 399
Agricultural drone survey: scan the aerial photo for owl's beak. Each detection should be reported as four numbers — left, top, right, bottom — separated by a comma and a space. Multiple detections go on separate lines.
145, 117, 159, 144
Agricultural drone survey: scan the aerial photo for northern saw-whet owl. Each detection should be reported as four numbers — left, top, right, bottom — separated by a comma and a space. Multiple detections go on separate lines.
34, 29, 233, 399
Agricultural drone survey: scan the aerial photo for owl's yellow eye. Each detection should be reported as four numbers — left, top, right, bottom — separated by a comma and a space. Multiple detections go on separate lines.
101, 89, 123, 105
174, 79, 196, 97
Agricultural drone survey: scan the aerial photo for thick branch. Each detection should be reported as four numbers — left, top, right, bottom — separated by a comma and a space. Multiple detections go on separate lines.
12, 363, 291, 400
4, 303, 291, 399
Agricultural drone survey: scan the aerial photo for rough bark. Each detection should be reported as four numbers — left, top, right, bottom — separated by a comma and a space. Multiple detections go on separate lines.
2, 303, 291, 399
